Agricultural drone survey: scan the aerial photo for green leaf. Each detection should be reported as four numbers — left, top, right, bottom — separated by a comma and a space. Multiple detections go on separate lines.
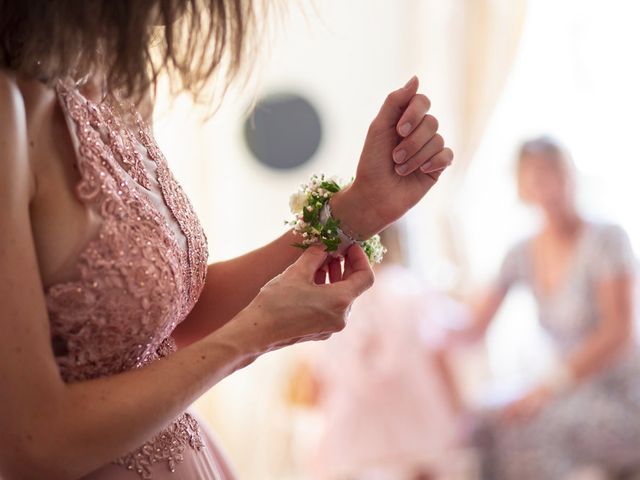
320, 181, 341, 193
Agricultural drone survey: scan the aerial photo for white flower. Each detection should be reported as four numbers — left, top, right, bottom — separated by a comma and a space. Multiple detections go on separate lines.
363, 234, 387, 264
289, 191, 307, 214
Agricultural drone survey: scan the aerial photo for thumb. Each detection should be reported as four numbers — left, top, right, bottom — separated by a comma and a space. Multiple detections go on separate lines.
339, 244, 375, 297
293, 245, 329, 281
375, 75, 419, 126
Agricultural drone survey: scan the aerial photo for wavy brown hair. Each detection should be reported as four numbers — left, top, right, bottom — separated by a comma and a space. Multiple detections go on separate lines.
0, 0, 260, 101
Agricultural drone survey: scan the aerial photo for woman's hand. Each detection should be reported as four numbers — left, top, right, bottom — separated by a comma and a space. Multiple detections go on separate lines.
332, 76, 453, 238
234, 244, 375, 355
501, 385, 553, 423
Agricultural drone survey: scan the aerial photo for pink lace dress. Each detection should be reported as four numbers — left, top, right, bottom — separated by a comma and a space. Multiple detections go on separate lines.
46, 79, 236, 479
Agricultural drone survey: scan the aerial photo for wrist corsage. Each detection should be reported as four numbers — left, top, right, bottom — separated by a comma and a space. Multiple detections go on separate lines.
287, 174, 386, 264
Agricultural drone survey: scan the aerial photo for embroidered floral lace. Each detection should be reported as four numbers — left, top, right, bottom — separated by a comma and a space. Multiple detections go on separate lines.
47, 80, 209, 479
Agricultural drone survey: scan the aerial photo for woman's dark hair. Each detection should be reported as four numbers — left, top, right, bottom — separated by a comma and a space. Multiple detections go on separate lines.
517, 135, 574, 173
519, 135, 564, 158
0, 0, 260, 101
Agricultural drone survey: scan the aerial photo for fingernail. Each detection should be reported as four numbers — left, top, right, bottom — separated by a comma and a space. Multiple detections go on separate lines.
403, 75, 417, 89
395, 163, 409, 175
398, 123, 412, 136
420, 161, 433, 173
393, 149, 407, 164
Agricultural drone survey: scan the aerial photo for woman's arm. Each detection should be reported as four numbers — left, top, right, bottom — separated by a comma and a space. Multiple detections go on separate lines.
178, 77, 453, 346
0, 77, 253, 478
470, 287, 508, 339
174, 187, 373, 348
174, 230, 303, 347
0, 78, 373, 479
503, 273, 633, 422
447, 286, 507, 345
564, 273, 633, 381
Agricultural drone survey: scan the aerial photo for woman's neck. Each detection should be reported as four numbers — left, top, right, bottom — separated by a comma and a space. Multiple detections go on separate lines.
77, 74, 106, 102
544, 209, 584, 239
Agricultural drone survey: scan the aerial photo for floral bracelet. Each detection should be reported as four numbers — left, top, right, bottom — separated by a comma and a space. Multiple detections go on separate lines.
286, 174, 386, 264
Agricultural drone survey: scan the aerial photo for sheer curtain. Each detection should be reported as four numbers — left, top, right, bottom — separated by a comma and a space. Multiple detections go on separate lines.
403, 0, 528, 295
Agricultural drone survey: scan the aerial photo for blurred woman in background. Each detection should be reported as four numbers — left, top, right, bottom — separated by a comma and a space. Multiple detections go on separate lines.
455, 137, 640, 479
311, 225, 465, 480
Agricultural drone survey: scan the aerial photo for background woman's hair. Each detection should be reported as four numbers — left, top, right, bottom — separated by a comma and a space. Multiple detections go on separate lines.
517, 135, 574, 172
0, 0, 263, 102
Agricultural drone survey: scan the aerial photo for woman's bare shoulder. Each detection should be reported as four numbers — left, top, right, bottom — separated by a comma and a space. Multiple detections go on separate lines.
0, 69, 24, 111
0, 70, 35, 203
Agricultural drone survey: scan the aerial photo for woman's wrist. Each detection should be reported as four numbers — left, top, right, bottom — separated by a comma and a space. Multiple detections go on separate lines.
539, 361, 575, 395
329, 184, 383, 240
208, 307, 266, 367
287, 175, 386, 263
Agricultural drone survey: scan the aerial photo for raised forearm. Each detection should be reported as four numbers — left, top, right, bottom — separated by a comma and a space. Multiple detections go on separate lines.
564, 322, 632, 382
455, 286, 505, 344
562, 275, 633, 383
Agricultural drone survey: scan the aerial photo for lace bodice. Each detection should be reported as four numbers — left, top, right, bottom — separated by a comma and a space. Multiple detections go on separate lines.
46, 80, 209, 478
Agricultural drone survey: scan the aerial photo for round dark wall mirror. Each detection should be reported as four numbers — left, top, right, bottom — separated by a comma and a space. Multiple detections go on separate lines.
244, 92, 323, 170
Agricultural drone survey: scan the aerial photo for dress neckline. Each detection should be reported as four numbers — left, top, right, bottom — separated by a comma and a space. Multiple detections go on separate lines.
527, 220, 592, 301
48, 80, 195, 302
46, 79, 210, 477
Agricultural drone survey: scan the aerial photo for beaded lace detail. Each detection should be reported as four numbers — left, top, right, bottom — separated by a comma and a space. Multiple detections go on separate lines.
47, 80, 209, 478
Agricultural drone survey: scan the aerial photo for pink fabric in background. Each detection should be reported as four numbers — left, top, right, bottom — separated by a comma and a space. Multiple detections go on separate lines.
314, 265, 463, 479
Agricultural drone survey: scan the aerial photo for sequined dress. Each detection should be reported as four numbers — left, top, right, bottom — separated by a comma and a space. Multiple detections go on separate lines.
46, 80, 235, 479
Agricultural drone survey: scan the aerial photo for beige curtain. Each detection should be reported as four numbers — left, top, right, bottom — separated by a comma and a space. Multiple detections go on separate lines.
459, 0, 529, 174
405, 0, 528, 175
404, 0, 528, 291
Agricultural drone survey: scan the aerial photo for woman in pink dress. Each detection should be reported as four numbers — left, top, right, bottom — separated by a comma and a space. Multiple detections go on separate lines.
0, 1, 454, 479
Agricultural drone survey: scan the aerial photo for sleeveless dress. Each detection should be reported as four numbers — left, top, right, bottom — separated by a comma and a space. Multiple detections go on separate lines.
46, 79, 236, 479
475, 222, 640, 479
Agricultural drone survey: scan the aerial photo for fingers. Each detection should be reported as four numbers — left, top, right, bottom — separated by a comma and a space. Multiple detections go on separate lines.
419, 147, 454, 174
504, 404, 530, 423
501, 394, 543, 424
315, 333, 333, 341
294, 246, 329, 281
396, 94, 432, 138
395, 134, 447, 177
374, 75, 420, 126
393, 114, 439, 165
328, 258, 342, 283
393, 116, 441, 173
314, 268, 327, 285
312, 258, 342, 284
339, 244, 375, 297
425, 167, 446, 182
